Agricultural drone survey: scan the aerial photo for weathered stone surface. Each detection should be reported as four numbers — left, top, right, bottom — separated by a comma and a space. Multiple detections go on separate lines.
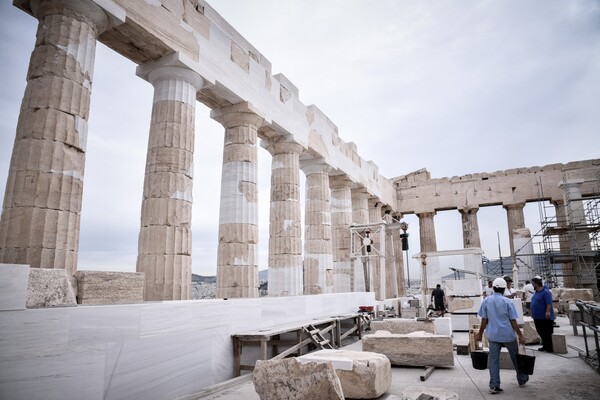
75, 271, 144, 304
445, 279, 482, 296
371, 319, 435, 334
399, 387, 460, 400
522, 317, 541, 344
362, 330, 454, 367
447, 296, 481, 313
552, 333, 568, 354
252, 358, 344, 400
553, 288, 594, 302
27, 268, 77, 308
299, 349, 391, 399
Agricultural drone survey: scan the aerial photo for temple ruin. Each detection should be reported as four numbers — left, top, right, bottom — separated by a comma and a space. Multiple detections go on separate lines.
0, 1, 599, 399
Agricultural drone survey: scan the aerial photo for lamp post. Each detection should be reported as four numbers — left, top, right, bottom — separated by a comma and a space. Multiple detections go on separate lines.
400, 221, 409, 288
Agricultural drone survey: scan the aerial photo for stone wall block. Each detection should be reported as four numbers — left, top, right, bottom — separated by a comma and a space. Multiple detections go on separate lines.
445, 279, 483, 296
27, 268, 77, 308
253, 358, 344, 400
447, 296, 481, 313
75, 271, 144, 304
370, 319, 436, 335
362, 331, 454, 367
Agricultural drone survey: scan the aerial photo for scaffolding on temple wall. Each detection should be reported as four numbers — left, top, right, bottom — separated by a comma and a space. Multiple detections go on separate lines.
531, 171, 600, 292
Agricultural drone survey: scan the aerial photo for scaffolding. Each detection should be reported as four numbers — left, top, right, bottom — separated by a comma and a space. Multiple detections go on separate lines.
534, 171, 600, 291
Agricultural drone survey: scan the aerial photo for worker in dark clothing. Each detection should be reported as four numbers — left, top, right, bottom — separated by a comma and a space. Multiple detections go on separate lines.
431, 284, 447, 317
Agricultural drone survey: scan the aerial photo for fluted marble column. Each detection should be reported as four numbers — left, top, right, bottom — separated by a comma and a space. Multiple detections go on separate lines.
552, 199, 574, 287
330, 175, 353, 292
136, 66, 204, 301
212, 103, 264, 298
0, 0, 109, 274
393, 216, 406, 296
352, 190, 370, 292
459, 207, 481, 248
417, 212, 437, 252
265, 137, 304, 296
301, 160, 333, 295
503, 202, 525, 265
368, 198, 385, 300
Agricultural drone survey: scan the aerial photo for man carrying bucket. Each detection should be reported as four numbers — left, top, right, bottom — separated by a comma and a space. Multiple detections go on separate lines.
476, 277, 529, 394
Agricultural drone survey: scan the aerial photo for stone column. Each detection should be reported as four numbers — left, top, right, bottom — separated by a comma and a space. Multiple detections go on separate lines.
212, 103, 264, 298
559, 180, 596, 292
264, 137, 304, 296
459, 207, 481, 248
301, 160, 333, 295
417, 212, 437, 252
0, 0, 109, 274
552, 199, 574, 287
352, 190, 370, 292
136, 66, 204, 301
393, 217, 406, 296
368, 198, 385, 299
503, 202, 525, 266
330, 175, 353, 293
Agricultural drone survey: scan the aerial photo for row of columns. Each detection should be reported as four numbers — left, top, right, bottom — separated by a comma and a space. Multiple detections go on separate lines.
0, 0, 398, 301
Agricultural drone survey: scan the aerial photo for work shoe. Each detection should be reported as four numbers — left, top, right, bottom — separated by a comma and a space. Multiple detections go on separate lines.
489, 386, 504, 394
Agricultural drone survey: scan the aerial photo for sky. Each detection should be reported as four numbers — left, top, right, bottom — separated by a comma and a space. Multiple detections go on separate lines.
0, 0, 599, 281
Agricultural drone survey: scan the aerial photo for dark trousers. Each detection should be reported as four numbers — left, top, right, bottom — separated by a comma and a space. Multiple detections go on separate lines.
534, 318, 554, 351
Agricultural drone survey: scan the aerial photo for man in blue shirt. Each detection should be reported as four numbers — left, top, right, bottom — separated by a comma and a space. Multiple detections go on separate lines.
530, 276, 555, 352
476, 277, 528, 394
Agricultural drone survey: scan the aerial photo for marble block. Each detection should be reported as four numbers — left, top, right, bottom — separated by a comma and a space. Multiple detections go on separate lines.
445, 279, 482, 296
75, 271, 144, 304
447, 296, 482, 313
362, 331, 454, 367
449, 313, 473, 331
510, 298, 524, 324
0, 264, 29, 311
371, 319, 435, 334
253, 358, 344, 400
522, 317, 541, 344
554, 288, 594, 302
434, 317, 453, 336
552, 333, 568, 354
27, 268, 77, 308
299, 349, 391, 399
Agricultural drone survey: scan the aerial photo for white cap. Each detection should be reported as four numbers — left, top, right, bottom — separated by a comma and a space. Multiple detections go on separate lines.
493, 277, 507, 289
534, 275, 542, 280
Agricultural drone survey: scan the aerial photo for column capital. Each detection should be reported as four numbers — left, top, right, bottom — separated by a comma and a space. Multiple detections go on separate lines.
458, 206, 479, 215
300, 158, 332, 175
329, 174, 354, 189
29, 0, 110, 33
417, 211, 436, 218
210, 102, 265, 129
262, 136, 304, 156
146, 66, 205, 91
351, 188, 370, 200
502, 202, 525, 211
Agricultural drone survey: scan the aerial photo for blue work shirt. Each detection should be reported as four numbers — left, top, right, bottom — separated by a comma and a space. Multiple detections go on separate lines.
477, 292, 519, 342
530, 287, 555, 320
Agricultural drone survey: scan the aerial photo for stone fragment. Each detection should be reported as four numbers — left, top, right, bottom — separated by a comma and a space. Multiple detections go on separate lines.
522, 317, 541, 344
362, 331, 454, 367
75, 271, 144, 304
553, 288, 594, 302
27, 268, 77, 308
447, 296, 481, 313
252, 358, 344, 400
400, 387, 460, 400
299, 349, 391, 399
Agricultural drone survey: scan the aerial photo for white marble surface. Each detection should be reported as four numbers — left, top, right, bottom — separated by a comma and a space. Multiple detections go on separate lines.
444, 279, 482, 296
433, 317, 452, 336
0, 292, 375, 400
449, 313, 472, 331
0, 264, 29, 311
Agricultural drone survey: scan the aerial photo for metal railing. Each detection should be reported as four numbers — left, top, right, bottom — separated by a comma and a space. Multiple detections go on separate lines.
575, 300, 600, 373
